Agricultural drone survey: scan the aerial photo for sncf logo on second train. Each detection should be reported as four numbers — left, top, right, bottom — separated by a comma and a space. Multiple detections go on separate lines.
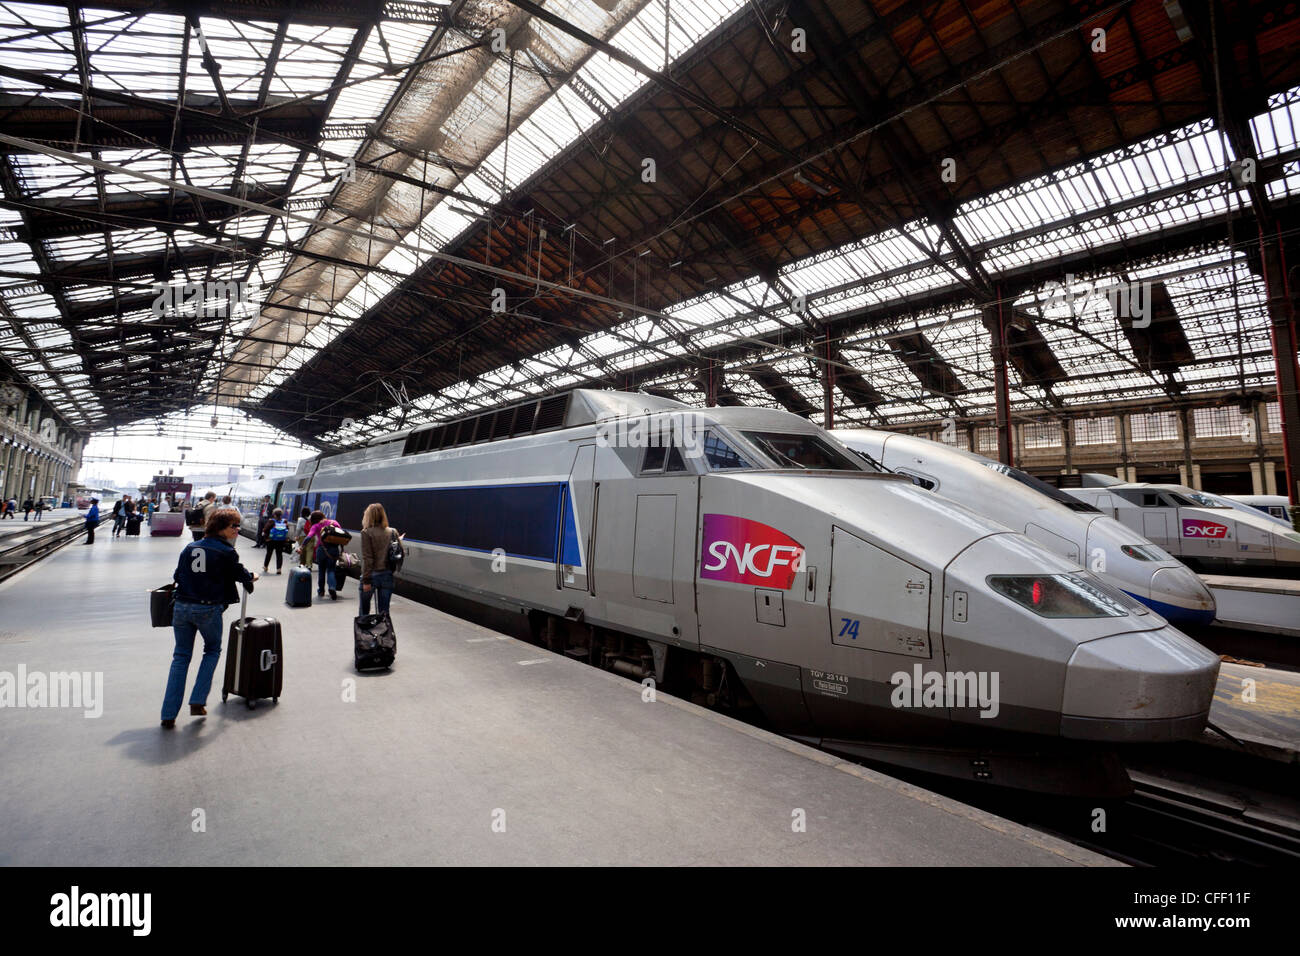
700, 514, 804, 589
1182, 518, 1229, 539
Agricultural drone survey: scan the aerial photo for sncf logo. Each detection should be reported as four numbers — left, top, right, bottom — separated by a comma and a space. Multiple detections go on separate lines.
1182, 518, 1229, 539
700, 514, 804, 589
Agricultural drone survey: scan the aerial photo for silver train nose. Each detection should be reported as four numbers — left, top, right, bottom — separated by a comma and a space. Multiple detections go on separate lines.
1151, 565, 1216, 622
1059, 625, 1220, 742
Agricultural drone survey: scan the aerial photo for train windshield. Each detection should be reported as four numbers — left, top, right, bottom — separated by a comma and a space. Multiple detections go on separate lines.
700, 430, 754, 470
740, 431, 865, 471
1183, 491, 1231, 509
980, 460, 1100, 512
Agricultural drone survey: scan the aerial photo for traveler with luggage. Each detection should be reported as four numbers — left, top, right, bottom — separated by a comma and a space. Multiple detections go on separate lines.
111, 497, 126, 537
261, 508, 292, 574
359, 502, 405, 617
253, 495, 272, 549
160, 507, 259, 728
2, 497, 15, 519
188, 491, 218, 541
83, 498, 100, 544
304, 509, 346, 601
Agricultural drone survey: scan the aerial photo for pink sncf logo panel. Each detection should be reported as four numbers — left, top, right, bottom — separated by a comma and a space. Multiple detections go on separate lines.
700, 514, 804, 589
1182, 518, 1229, 539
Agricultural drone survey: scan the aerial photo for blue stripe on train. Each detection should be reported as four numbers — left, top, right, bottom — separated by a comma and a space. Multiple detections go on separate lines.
1123, 589, 1216, 626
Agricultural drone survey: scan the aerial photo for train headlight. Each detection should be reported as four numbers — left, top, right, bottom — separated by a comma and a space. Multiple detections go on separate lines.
986, 573, 1129, 618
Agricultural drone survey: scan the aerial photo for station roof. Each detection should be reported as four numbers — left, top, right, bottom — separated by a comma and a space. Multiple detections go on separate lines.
1, 0, 1297, 444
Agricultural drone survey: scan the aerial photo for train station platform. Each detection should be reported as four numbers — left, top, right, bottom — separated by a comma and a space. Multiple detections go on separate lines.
1201, 573, 1300, 640
0, 531, 1112, 866
1204, 662, 1300, 765
0, 507, 82, 539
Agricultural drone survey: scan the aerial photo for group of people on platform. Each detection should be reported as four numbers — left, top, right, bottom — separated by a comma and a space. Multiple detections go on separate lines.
81, 492, 176, 543
2, 496, 50, 520
159, 499, 403, 725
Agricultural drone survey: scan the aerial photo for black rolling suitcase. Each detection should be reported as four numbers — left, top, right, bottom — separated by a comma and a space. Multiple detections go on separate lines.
125, 513, 142, 536
222, 586, 283, 709
285, 565, 312, 607
354, 613, 396, 671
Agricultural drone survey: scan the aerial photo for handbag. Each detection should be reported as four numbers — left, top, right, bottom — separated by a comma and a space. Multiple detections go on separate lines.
150, 583, 176, 628
386, 529, 405, 572
321, 527, 352, 547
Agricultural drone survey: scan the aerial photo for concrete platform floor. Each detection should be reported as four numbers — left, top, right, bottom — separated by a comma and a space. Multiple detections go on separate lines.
0, 532, 1112, 866
1206, 662, 1300, 764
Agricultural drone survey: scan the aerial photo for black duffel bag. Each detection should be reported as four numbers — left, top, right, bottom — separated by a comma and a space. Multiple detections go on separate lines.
150, 583, 175, 628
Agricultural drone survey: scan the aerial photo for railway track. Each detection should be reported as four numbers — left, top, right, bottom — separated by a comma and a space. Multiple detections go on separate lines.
1114, 773, 1300, 864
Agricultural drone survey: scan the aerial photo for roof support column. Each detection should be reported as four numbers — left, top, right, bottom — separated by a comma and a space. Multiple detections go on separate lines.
1257, 222, 1300, 505
822, 329, 834, 430
985, 292, 1013, 466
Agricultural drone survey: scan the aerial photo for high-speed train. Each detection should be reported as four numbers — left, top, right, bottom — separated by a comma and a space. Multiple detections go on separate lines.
834, 430, 1216, 626
1215, 493, 1292, 528
278, 390, 1220, 793
1065, 482, 1300, 577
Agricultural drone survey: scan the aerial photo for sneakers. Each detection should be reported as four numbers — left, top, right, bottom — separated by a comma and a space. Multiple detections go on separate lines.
160, 719, 175, 729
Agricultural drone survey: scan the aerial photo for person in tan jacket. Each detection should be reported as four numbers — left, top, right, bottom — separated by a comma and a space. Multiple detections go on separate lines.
359, 502, 403, 616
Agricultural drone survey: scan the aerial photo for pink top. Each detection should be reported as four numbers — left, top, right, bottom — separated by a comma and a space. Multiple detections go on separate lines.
303, 518, 341, 548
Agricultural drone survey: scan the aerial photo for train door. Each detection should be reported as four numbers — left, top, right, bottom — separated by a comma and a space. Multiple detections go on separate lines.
1142, 510, 1168, 544
272, 480, 284, 509
561, 444, 596, 591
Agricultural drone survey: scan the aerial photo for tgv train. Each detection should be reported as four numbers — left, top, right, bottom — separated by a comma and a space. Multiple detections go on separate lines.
1064, 482, 1300, 577
1214, 494, 1292, 528
834, 430, 1216, 626
279, 390, 1220, 792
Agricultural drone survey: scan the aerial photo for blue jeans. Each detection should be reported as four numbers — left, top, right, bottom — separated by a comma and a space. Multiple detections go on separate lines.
316, 545, 338, 594
162, 601, 225, 720
360, 569, 394, 616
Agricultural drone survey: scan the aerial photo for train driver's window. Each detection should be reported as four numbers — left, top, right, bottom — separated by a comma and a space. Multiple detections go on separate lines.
701, 430, 753, 470
1141, 493, 1163, 507
664, 446, 687, 473
641, 446, 666, 473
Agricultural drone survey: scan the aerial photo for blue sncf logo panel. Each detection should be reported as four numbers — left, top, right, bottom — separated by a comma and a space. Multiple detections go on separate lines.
333, 482, 582, 566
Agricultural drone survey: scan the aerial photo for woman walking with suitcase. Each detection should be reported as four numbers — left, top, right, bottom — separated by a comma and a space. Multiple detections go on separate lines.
359, 503, 405, 616
160, 507, 259, 728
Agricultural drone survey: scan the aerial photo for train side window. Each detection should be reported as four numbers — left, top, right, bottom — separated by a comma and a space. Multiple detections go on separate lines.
665, 446, 687, 473
641, 446, 666, 473
1142, 493, 1163, 507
